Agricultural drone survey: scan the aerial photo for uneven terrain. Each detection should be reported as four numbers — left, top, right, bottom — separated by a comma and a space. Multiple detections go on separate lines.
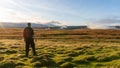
0, 28, 120, 68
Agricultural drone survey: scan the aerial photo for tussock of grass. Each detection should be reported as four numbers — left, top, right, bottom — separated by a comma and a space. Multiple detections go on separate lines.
96, 52, 120, 62
0, 57, 4, 61
10, 57, 19, 60
85, 55, 97, 61
56, 50, 65, 54
56, 60, 65, 65
31, 56, 45, 63
0, 61, 16, 68
62, 56, 73, 62
85, 51, 95, 55
0, 47, 7, 50
33, 61, 42, 67
0, 43, 5, 46
73, 59, 89, 64
10, 46, 19, 49
95, 63, 104, 67
67, 51, 79, 57
73, 47, 83, 50
73, 56, 90, 64
17, 54, 25, 58
31, 54, 57, 67
5, 50, 17, 54
60, 62, 75, 68
78, 50, 85, 55
16, 62, 25, 66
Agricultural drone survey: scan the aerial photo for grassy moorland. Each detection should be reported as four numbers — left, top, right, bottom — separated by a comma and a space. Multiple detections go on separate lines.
0, 28, 120, 68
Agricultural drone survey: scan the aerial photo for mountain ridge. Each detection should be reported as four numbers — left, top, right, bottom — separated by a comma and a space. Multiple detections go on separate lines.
0, 21, 66, 28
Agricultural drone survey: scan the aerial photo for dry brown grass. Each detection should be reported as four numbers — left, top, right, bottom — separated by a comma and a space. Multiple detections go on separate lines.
0, 28, 120, 39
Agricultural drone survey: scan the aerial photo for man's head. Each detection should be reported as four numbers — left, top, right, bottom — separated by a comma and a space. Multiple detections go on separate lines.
27, 22, 31, 27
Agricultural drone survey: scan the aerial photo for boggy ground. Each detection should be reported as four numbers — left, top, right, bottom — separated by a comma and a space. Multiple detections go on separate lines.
0, 39, 120, 68
0, 28, 120, 68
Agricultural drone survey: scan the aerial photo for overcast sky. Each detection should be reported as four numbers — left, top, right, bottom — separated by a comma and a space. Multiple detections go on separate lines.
0, 0, 120, 26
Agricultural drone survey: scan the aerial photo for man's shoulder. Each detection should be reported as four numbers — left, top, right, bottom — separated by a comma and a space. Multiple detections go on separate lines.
24, 27, 31, 29
25, 27, 33, 30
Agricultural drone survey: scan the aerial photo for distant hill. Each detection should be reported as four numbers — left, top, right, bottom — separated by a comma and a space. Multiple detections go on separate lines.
0, 21, 65, 28
109, 26, 120, 29
1, 22, 120, 30
0, 22, 88, 29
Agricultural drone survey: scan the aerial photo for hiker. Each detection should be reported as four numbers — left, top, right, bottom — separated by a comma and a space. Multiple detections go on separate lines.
23, 23, 37, 57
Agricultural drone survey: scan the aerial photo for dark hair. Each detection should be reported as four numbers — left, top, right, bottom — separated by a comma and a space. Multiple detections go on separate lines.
27, 23, 31, 26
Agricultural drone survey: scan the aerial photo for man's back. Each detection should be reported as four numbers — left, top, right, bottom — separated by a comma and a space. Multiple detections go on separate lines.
23, 27, 34, 38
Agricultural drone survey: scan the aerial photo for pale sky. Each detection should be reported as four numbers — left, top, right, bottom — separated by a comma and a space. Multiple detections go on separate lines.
0, 0, 120, 26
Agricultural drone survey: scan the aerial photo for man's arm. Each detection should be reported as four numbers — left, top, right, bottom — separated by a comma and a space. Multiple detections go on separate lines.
31, 28, 34, 36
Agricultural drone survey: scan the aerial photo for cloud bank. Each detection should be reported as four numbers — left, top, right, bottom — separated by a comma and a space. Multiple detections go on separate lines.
86, 18, 120, 29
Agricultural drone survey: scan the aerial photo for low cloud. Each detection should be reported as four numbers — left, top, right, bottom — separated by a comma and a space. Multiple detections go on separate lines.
86, 18, 120, 29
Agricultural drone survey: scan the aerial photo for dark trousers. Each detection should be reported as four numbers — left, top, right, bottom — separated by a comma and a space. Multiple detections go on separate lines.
24, 37, 36, 56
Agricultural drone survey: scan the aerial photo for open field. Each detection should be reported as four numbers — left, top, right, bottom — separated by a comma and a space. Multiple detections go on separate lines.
0, 28, 120, 68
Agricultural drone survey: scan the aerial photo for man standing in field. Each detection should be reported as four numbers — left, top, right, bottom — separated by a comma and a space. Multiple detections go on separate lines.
23, 23, 37, 57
